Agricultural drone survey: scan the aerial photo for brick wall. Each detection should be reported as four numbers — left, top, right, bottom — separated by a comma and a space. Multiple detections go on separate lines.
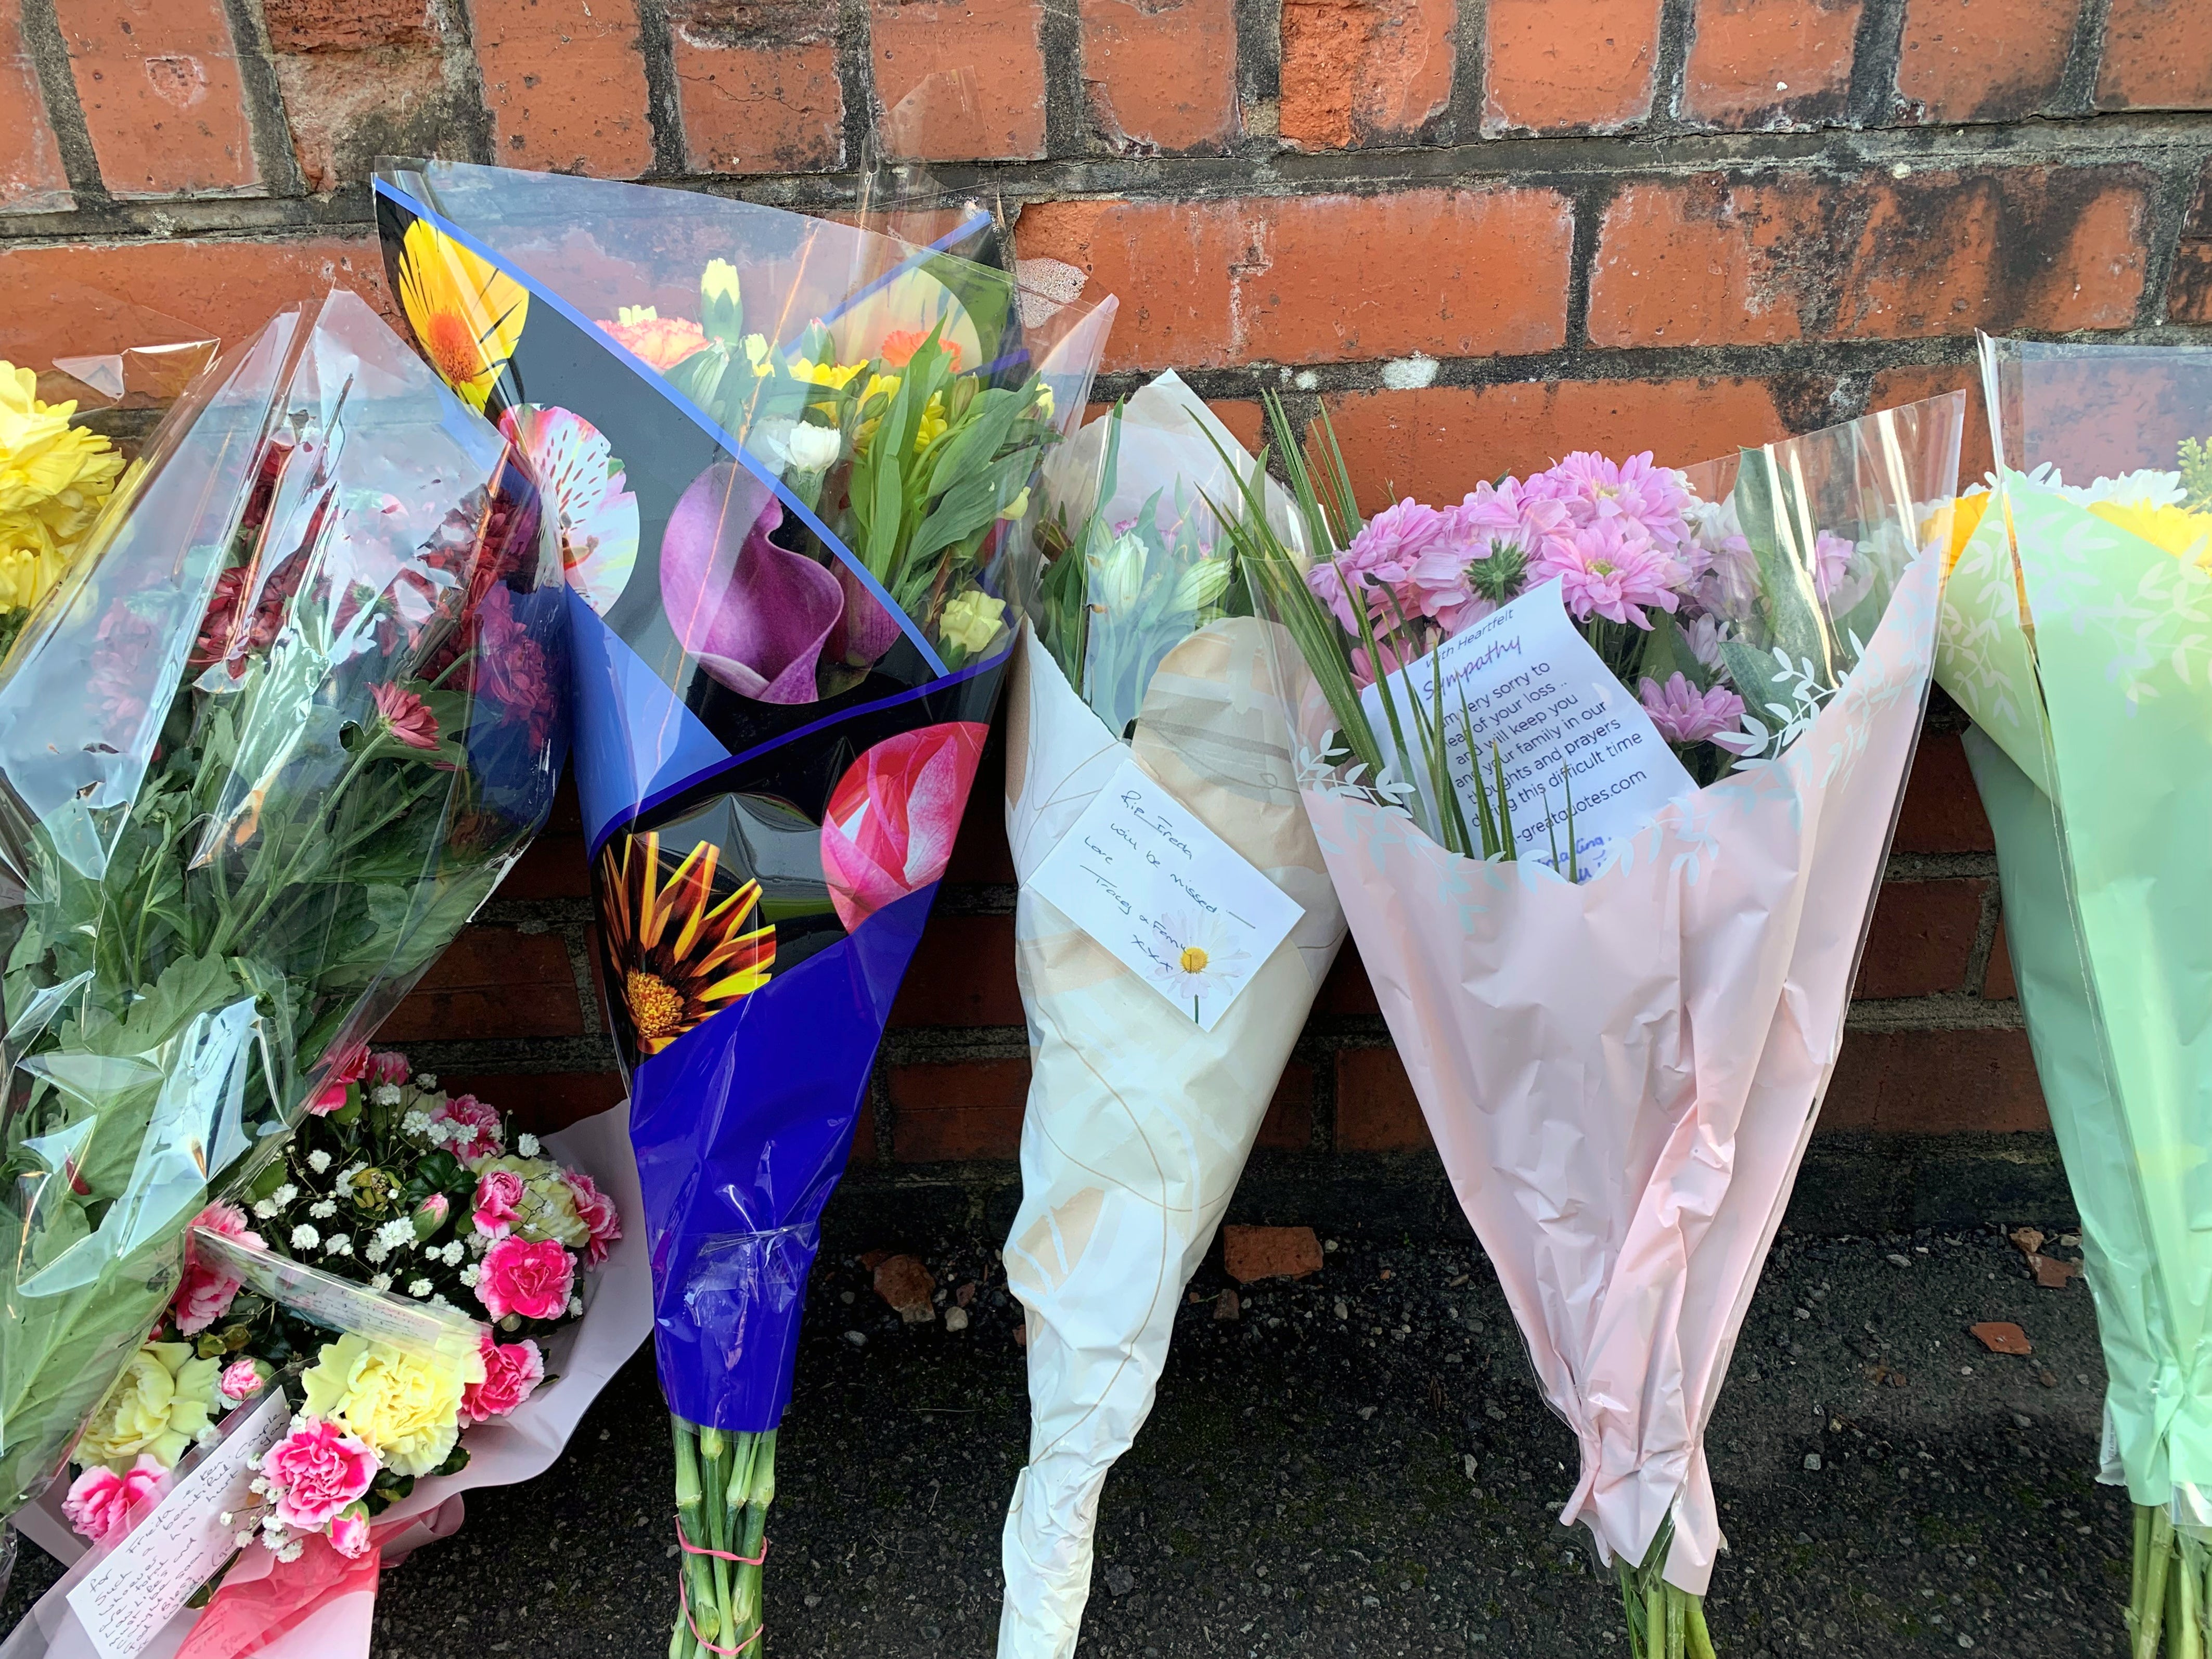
5, 0, 2207, 1218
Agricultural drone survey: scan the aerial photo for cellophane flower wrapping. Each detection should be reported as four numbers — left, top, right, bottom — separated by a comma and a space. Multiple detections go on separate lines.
1249, 396, 1964, 1603
369, 159, 1112, 1654
996, 374, 1346, 1659
1933, 337, 2212, 1638
0, 289, 568, 1523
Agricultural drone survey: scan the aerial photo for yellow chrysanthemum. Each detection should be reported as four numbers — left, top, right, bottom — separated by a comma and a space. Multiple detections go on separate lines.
396, 218, 529, 412
2089, 499, 2212, 569
789, 357, 867, 391
0, 362, 125, 615
939, 588, 1007, 655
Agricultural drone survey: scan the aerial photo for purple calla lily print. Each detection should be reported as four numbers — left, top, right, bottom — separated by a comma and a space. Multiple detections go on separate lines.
375, 160, 1112, 1659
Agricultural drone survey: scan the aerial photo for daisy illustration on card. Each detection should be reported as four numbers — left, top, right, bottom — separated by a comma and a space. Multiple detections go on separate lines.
1147, 910, 1255, 1022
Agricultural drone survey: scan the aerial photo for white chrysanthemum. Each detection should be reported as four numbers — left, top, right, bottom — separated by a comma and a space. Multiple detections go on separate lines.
290, 1224, 319, 1251
306, 1149, 331, 1174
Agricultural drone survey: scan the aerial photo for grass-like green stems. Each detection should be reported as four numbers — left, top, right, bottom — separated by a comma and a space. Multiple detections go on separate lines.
2130, 1504, 2211, 1659
1616, 1517, 1717, 1659
672, 1417, 778, 1658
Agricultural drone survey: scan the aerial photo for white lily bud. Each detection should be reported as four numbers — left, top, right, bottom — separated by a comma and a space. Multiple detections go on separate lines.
1171, 556, 1233, 613
1087, 531, 1148, 616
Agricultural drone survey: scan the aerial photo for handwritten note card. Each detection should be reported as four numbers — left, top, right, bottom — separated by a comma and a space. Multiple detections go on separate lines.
1359, 578, 1695, 878
67, 1391, 290, 1659
1027, 755, 1304, 1030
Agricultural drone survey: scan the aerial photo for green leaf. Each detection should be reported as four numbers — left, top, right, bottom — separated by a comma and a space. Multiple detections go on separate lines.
1636, 610, 1714, 693
1731, 446, 1835, 689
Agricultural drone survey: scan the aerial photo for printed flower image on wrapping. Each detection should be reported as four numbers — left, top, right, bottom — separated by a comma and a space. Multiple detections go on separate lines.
598, 831, 777, 1057
394, 217, 527, 414
1233, 391, 1965, 1656
371, 157, 1113, 1659
1931, 336, 2212, 1654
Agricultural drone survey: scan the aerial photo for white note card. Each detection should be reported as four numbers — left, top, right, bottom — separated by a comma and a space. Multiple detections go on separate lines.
1359, 578, 1695, 878
1027, 754, 1304, 1030
67, 1391, 291, 1659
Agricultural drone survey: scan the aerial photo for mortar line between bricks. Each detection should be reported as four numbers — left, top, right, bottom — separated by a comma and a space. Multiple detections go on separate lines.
2056, 0, 2118, 118
16, 0, 107, 207
217, 0, 309, 199
1958, 871, 2004, 999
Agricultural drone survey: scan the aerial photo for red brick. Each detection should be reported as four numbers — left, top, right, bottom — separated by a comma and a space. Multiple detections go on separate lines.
274, 47, 452, 194
2171, 245, 2212, 326
871, 0, 1046, 161
263, 0, 433, 50
0, 235, 388, 367
1205, 399, 1266, 455
1015, 188, 1573, 374
1590, 169, 2154, 348
1867, 364, 1995, 485
1682, 0, 1862, 130
385, 928, 585, 1041
1318, 378, 1790, 515
1257, 1062, 1315, 1150
1854, 879, 1988, 999
1891, 732, 1995, 854
670, 4, 843, 174
1983, 920, 2017, 1000
891, 915, 1024, 1026
55, 0, 258, 197
2097, 0, 2212, 111
1483, 0, 1661, 134
473, 0, 654, 177
1820, 1028, 2045, 1132
1221, 1224, 1324, 1281
1081, 0, 1239, 152
1280, 0, 1454, 149
497, 779, 591, 901
1896, 0, 2077, 123
1, 0, 71, 214
1334, 1047, 1432, 1150
889, 1058, 1029, 1160
443, 1070, 627, 1135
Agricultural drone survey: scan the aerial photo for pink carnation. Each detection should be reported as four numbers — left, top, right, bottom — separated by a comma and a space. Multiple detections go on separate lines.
220, 1358, 266, 1401
261, 1419, 377, 1531
459, 1331, 545, 1425
565, 1172, 622, 1267
428, 1094, 503, 1163
368, 1051, 411, 1086
1811, 530, 1856, 603
308, 1043, 369, 1116
172, 1201, 264, 1335
1306, 499, 1447, 634
1531, 519, 1684, 629
328, 1504, 372, 1560
475, 1235, 575, 1322
472, 1168, 526, 1238
62, 1456, 166, 1543
1638, 672, 1747, 746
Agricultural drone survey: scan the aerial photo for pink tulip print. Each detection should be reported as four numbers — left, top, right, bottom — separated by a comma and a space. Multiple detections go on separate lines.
821, 721, 988, 931
661, 461, 844, 703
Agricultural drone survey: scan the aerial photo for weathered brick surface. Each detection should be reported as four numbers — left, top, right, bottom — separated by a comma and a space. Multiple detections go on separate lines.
55, 0, 259, 196
670, 2, 844, 173
1854, 880, 1989, 1000
871, 0, 1047, 160
1681, 0, 1862, 130
1017, 188, 1574, 372
1, 0, 71, 213
2098, 0, 2212, 112
1334, 1048, 1432, 1151
890, 1059, 1030, 1160
1822, 1030, 2046, 1134
1280, 0, 1455, 149
1892, 735, 1995, 855
1079, 0, 1240, 153
1896, 0, 2077, 123
263, 0, 435, 52
473, 0, 655, 177
1482, 0, 1661, 133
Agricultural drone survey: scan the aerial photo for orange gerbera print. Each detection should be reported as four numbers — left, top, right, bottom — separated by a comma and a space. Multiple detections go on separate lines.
598, 831, 775, 1054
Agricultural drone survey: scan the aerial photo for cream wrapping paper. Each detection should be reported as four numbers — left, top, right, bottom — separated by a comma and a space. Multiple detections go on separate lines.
1288, 538, 1944, 1593
995, 618, 1344, 1659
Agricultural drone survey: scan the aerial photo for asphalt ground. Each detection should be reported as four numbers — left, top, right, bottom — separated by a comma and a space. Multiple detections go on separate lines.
4, 1218, 2119, 1657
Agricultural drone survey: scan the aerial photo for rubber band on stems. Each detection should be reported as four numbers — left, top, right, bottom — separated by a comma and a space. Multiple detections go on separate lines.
677, 1517, 769, 1567
678, 1577, 763, 1656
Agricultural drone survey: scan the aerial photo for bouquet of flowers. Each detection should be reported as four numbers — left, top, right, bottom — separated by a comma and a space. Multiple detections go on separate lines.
994, 373, 1345, 1658
1934, 337, 2212, 1656
7, 1059, 644, 1658
0, 289, 568, 1527
370, 158, 1113, 1659
1226, 392, 1964, 1654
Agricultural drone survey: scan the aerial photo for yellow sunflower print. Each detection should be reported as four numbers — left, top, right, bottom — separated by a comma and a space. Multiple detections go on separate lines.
396, 217, 529, 413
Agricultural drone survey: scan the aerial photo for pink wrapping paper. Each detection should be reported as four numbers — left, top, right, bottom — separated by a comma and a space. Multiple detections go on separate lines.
1295, 551, 1943, 1591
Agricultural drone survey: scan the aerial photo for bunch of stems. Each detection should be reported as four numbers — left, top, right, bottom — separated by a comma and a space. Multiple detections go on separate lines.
2130, 1503, 2212, 1659
672, 1417, 777, 1658
1616, 1517, 1716, 1659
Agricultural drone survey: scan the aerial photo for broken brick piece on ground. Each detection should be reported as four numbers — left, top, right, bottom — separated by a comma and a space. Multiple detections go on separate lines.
872, 1253, 937, 1322
1223, 1224, 1325, 1283
1971, 1320, 2033, 1355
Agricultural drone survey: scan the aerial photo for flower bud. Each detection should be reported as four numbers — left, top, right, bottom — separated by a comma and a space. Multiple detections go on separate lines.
412, 1192, 450, 1241
700, 259, 744, 344
788, 422, 842, 474
1171, 556, 1233, 613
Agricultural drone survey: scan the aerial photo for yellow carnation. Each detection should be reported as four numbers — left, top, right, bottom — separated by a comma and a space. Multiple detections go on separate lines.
78, 1341, 222, 1473
2088, 499, 2212, 569
301, 1333, 478, 1477
0, 362, 125, 616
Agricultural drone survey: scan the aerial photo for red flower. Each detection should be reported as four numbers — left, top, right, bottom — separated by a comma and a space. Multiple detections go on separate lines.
474, 583, 556, 750
371, 683, 440, 751
820, 722, 988, 932
308, 1042, 369, 1115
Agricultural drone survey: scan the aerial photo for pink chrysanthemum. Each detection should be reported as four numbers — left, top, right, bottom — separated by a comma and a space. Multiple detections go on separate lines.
1531, 519, 1684, 629
1526, 451, 1696, 554
1306, 499, 1447, 634
1639, 673, 1746, 745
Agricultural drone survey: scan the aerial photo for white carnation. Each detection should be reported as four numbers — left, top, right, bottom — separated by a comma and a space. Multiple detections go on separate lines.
788, 421, 842, 474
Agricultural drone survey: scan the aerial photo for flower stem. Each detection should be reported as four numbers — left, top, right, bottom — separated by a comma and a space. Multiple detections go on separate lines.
2138, 1504, 2177, 1659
